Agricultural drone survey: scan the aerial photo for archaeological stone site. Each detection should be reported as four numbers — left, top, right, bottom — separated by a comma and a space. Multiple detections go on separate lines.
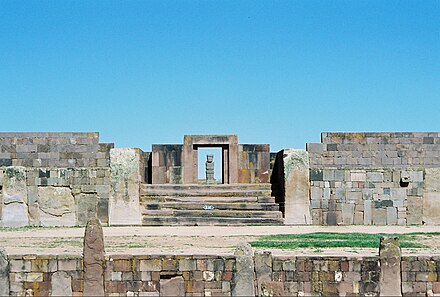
1, 131, 440, 296
1, 131, 440, 228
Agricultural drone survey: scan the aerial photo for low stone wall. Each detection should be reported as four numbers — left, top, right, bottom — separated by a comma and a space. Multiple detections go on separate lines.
4, 253, 440, 296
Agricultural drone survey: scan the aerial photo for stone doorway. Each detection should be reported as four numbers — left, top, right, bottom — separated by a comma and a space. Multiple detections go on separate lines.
183, 135, 239, 184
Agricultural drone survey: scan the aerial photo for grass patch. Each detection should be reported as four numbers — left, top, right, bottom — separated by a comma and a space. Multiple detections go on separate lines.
249, 232, 438, 250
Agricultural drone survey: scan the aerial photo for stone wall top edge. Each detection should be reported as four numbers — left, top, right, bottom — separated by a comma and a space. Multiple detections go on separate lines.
321, 132, 440, 142
0, 132, 99, 137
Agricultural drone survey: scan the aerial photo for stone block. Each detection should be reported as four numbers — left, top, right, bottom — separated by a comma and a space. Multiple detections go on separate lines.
75, 193, 97, 225
372, 208, 387, 225
254, 251, 272, 296
364, 200, 372, 225
341, 203, 355, 225
179, 258, 196, 271
140, 259, 162, 271
160, 276, 185, 296
367, 172, 383, 182
407, 197, 423, 225
2, 166, 29, 227
379, 237, 401, 296
109, 148, 142, 225
386, 207, 398, 225
283, 149, 311, 224
0, 249, 9, 296
351, 171, 366, 182
37, 186, 76, 226
423, 192, 440, 225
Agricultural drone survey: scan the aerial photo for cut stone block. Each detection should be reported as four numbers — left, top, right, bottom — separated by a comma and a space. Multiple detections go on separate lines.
283, 149, 311, 224
51, 271, 72, 296
341, 203, 355, 225
160, 276, 185, 296
372, 208, 387, 225
254, 251, 272, 296
38, 186, 76, 226
0, 248, 9, 296
109, 148, 142, 225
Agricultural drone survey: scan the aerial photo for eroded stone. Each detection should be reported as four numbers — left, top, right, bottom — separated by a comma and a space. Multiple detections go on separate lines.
51, 271, 72, 296
0, 248, 9, 296
379, 236, 401, 296
232, 243, 255, 296
83, 218, 105, 296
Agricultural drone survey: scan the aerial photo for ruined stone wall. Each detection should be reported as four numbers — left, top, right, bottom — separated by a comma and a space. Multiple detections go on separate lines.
306, 132, 440, 225
6, 254, 236, 296
238, 144, 270, 183
4, 253, 440, 296
0, 132, 114, 227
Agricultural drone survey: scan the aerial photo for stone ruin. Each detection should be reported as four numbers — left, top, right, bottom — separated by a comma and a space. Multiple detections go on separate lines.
0, 131, 439, 226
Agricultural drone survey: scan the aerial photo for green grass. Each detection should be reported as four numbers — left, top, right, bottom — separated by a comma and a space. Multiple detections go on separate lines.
249, 232, 440, 249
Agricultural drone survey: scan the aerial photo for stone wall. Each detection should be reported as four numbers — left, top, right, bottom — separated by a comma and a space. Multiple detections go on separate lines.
305, 132, 440, 225
151, 145, 183, 184
0, 132, 112, 168
6, 254, 236, 296
4, 253, 440, 296
238, 144, 270, 183
0, 166, 111, 227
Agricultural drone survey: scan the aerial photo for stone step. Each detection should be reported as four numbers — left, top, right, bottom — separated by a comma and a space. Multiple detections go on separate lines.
142, 209, 283, 219
142, 202, 279, 211
140, 196, 275, 204
141, 216, 284, 226
140, 183, 272, 197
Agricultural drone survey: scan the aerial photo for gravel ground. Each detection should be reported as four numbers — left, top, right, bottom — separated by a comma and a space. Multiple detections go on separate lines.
1, 225, 439, 257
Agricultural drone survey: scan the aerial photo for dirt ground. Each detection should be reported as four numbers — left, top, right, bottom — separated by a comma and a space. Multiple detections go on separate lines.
1, 225, 440, 257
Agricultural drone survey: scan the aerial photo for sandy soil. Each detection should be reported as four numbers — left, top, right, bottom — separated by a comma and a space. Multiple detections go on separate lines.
1, 225, 439, 257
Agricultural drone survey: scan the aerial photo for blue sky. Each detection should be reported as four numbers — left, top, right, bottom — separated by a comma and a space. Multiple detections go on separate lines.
1, 0, 439, 152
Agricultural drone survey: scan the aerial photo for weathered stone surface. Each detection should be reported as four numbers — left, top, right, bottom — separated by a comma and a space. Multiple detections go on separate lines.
51, 271, 72, 296
75, 193, 97, 225
0, 248, 9, 296
283, 149, 311, 224
261, 281, 285, 296
2, 166, 28, 227
254, 251, 272, 296
232, 243, 255, 296
109, 148, 142, 225
423, 168, 440, 224
38, 186, 76, 226
159, 276, 185, 296
83, 218, 105, 296
379, 237, 401, 296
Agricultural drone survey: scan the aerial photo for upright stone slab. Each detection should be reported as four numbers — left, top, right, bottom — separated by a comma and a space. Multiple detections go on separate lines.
0, 248, 9, 296
37, 186, 76, 226
232, 243, 255, 297
423, 168, 440, 224
379, 236, 401, 297
109, 148, 142, 225
160, 276, 185, 296
83, 218, 105, 296
283, 149, 311, 224
254, 251, 273, 296
2, 166, 29, 227
51, 271, 72, 296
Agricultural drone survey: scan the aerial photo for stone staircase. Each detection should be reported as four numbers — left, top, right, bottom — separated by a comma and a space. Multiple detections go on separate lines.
140, 183, 284, 226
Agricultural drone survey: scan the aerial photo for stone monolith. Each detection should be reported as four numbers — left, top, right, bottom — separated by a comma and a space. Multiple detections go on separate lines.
379, 236, 401, 296
232, 243, 255, 296
83, 218, 105, 296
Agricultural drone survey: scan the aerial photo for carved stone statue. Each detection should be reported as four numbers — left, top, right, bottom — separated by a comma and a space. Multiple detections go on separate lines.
205, 154, 215, 183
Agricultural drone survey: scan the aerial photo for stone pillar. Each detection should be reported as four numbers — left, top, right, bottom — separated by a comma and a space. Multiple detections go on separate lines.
83, 218, 105, 296
0, 248, 9, 296
254, 251, 272, 296
231, 243, 255, 296
283, 149, 311, 224
379, 236, 402, 296
423, 168, 440, 224
109, 148, 142, 225
2, 166, 29, 227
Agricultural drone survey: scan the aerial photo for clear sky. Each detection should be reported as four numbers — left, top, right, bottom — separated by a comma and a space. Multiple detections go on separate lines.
1, 0, 438, 152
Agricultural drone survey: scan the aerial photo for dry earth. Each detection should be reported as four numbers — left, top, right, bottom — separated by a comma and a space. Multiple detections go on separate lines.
1, 225, 440, 257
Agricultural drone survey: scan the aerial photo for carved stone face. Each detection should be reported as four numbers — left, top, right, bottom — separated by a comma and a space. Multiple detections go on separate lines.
207, 154, 214, 162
